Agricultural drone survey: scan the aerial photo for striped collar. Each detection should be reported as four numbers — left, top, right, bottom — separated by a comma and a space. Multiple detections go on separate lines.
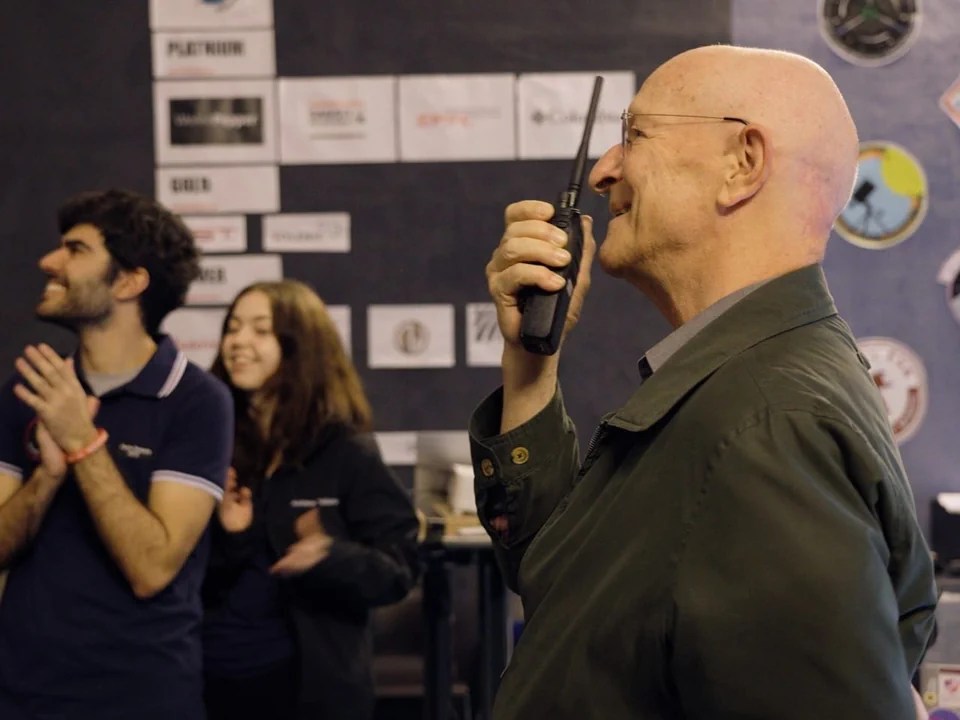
75, 334, 188, 399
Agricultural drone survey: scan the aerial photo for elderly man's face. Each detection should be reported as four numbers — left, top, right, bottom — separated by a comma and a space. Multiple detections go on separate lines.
588, 76, 737, 283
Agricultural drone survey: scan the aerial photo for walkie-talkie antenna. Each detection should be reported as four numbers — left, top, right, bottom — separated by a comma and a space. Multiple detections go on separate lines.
559, 77, 604, 210
519, 75, 604, 355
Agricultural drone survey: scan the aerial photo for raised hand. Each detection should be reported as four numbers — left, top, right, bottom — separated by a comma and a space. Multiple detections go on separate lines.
14, 346, 98, 455
218, 467, 253, 533
270, 508, 333, 577
486, 200, 596, 350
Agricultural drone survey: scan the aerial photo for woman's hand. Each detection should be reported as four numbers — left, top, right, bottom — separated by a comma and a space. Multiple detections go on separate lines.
270, 508, 333, 576
218, 467, 253, 533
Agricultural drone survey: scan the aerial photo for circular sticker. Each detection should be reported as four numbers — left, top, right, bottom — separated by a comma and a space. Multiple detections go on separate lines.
819, 0, 923, 67
835, 141, 928, 249
857, 337, 927, 444
937, 247, 960, 326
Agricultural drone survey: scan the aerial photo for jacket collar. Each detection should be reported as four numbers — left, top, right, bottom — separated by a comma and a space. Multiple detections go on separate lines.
609, 264, 839, 432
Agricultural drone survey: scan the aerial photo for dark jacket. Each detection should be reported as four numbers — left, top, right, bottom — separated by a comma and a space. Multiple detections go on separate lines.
470, 265, 937, 719
203, 427, 420, 720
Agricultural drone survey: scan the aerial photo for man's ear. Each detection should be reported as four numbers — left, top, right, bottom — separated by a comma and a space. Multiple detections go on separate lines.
113, 267, 150, 301
717, 125, 769, 211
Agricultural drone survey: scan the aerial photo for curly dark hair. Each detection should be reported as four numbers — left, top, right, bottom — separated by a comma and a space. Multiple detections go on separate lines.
57, 189, 200, 335
210, 280, 372, 485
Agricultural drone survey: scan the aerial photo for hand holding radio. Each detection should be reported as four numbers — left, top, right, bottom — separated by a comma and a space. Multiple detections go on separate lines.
486, 201, 596, 351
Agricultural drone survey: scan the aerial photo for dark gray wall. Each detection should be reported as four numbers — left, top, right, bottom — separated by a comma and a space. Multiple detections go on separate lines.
0, 1, 726, 443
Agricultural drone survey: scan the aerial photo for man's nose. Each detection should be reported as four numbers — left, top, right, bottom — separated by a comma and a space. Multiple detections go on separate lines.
38, 248, 64, 274
588, 144, 624, 195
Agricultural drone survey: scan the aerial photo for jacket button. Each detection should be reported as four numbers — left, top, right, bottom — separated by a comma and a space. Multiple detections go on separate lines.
510, 447, 529, 465
480, 458, 495, 477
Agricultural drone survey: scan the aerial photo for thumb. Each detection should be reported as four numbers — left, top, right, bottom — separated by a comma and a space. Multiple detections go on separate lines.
86, 395, 100, 419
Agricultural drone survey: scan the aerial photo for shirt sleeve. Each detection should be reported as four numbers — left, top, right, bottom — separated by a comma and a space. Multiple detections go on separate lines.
0, 373, 35, 482
671, 407, 936, 719
468, 384, 580, 593
150, 373, 233, 502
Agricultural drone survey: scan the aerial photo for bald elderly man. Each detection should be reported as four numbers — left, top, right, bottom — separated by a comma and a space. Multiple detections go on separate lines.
469, 45, 937, 718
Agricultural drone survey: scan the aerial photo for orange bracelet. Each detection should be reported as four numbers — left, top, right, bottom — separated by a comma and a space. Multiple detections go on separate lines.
64, 428, 109, 464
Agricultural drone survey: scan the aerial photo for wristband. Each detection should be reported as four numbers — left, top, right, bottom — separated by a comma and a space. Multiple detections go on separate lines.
65, 428, 109, 464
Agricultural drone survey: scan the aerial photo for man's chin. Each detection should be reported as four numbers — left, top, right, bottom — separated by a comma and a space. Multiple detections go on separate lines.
35, 307, 81, 331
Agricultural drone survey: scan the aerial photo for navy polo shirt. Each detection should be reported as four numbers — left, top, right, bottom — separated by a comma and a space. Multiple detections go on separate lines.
0, 335, 233, 719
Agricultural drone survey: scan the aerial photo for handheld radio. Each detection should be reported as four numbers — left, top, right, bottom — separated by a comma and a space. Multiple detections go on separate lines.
519, 76, 603, 355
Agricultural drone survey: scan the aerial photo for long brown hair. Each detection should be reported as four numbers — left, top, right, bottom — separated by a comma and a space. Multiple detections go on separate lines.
210, 280, 371, 485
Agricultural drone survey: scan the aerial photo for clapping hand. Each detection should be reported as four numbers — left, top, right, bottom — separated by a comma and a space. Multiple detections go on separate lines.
270, 508, 333, 576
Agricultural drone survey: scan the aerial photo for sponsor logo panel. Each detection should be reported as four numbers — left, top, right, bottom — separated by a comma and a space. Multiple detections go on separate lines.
262, 213, 351, 253
367, 304, 455, 368
149, 0, 274, 31
186, 253, 283, 305
156, 165, 279, 214
278, 77, 397, 164
152, 30, 275, 78
517, 71, 634, 160
182, 215, 247, 253
154, 79, 277, 165
398, 74, 515, 161
465, 303, 503, 367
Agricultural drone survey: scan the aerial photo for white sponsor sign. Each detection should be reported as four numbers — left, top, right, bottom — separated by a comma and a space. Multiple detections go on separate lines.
517, 71, 633, 160
465, 302, 503, 367
367, 304, 455, 368
161, 307, 227, 369
398, 74, 515, 162
326, 305, 352, 357
149, 0, 274, 31
183, 215, 247, 253
157, 165, 279, 214
152, 30, 275, 78
154, 79, 277, 165
187, 254, 283, 305
374, 431, 418, 466
278, 76, 397, 164
262, 213, 351, 253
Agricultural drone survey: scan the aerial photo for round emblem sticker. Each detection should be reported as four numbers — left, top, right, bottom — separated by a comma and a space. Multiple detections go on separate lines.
937, 247, 960, 326
835, 141, 928, 250
819, 0, 922, 67
857, 337, 927, 444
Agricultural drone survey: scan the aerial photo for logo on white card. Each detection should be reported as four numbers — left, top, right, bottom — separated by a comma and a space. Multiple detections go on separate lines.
262, 213, 350, 253
309, 99, 366, 138
199, 0, 240, 12
167, 38, 244, 57
857, 337, 927, 444
399, 74, 515, 162
170, 97, 263, 144
183, 215, 246, 253
368, 305, 454, 368
157, 165, 279, 214
466, 303, 503, 367
394, 320, 430, 356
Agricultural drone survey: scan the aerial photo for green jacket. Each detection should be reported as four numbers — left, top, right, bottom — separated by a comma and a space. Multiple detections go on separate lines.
469, 264, 937, 719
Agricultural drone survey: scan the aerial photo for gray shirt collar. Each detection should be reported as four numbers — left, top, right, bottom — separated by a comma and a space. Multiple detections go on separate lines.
639, 280, 767, 379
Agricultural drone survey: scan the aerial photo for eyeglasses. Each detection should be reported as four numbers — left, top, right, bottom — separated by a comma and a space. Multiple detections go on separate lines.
621, 111, 748, 150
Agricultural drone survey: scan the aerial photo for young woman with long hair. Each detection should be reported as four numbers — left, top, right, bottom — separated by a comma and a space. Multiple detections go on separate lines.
201, 280, 420, 720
